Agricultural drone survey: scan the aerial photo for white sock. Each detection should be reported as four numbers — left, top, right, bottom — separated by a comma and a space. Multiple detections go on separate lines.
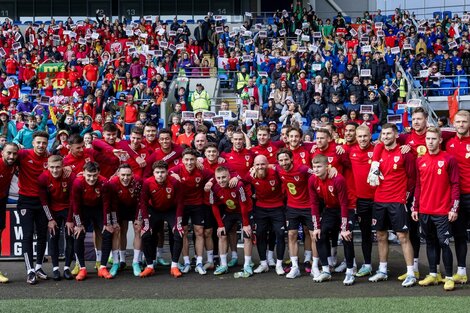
35, 264, 42, 271
276, 259, 283, 267
220, 254, 228, 267
183, 256, 190, 265
379, 262, 387, 273
457, 267, 467, 276
112, 250, 119, 265
327, 256, 335, 267
429, 272, 437, 277
406, 265, 414, 276
53, 266, 59, 271
157, 248, 162, 258
244, 256, 252, 267
413, 258, 419, 272
133, 250, 140, 263
196, 256, 203, 265
267, 250, 274, 261
28, 269, 35, 274
290, 256, 299, 268
207, 250, 214, 263
260, 260, 267, 267
119, 250, 126, 262
303, 250, 312, 263
353, 258, 357, 268
171, 262, 178, 268
322, 265, 329, 273
95, 250, 102, 262
231, 251, 238, 259
346, 268, 353, 275
64, 266, 70, 271
364, 264, 372, 268
312, 257, 320, 271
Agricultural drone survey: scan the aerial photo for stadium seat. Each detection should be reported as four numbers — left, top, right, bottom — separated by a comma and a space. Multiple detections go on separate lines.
388, 109, 395, 115
44, 21, 51, 25
8, 75, 18, 81
371, 133, 380, 141
439, 78, 454, 96
267, 17, 274, 25
455, 78, 469, 95
433, 11, 442, 20
187, 19, 195, 24
158, 118, 164, 129
197, 20, 204, 24
344, 16, 351, 24
13, 20, 21, 25
21, 86, 32, 94
23, 21, 32, 25
96, 80, 103, 89
343, 101, 350, 108
165, 20, 173, 25
177, 20, 184, 24
443, 11, 452, 19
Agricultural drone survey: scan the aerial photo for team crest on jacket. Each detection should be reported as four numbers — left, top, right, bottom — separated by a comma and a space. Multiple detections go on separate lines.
367, 152, 373, 158
269, 180, 276, 186
231, 192, 236, 198
62, 182, 67, 188
328, 186, 334, 193
174, 159, 179, 165
95, 188, 100, 195
300, 152, 305, 158
141, 153, 146, 159
245, 155, 250, 161
294, 176, 300, 181
85, 157, 91, 163
195, 177, 201, 183
328, 157, 333, 163
394, 156, 400, 163
166, 187, 172, 193
267, 147, 272, 152
438, 161, 445, 168
43, 162, 48, 168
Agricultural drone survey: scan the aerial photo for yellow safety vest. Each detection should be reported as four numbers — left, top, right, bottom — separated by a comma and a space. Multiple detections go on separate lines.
236, 72, 249, 90
191, 90, 210, 111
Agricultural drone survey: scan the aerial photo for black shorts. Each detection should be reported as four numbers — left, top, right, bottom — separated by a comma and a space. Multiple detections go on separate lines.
373, 202, 409, 232
221, 211, 255, 239
320, 208, 341, 235
119, 206, 137, 222
81, 206, 104, 231
356, 198, 373, 221
0, 197, 7, 230
203, 204, 216, 229
17, 195, 42, 211
420, 214, 452, 244
285, 207, 314, 231
451, 193, 470, 239
182, 205, 206, 227
149, 209, 176, 232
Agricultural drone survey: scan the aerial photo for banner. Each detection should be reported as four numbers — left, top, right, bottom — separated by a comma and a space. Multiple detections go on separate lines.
37, 62, 68, 89
448, 88, 459, 123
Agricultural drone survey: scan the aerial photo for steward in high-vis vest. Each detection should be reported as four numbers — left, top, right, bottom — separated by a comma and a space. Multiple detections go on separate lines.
190, 83, 210, 111
234, 67, 250, 94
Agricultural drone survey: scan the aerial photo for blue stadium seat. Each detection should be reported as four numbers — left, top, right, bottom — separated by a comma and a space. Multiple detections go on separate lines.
197, 19, 204, 24
23, 21, 32, 25
21, 86, 32, 94
371, 133, 380, 141
165, 20, 173, 25
177, 20, 184, 24
187, 19, 195, 24
388, 109, 395, 115
433, 11, 442, 20
158, 118, 164, 129
344, 16, 352, 24
439, 78, 454, 96
267, 17, 274, 25
455, 78, 469, 95
443, 11, 452, 19
8, 75, 18, 81
44, 21, 51, 25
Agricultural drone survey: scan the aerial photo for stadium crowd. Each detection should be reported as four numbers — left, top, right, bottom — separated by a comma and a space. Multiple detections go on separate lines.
0, 3, 468, 292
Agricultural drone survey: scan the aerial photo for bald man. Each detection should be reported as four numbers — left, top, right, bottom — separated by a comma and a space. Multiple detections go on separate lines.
244, 155, 287, 275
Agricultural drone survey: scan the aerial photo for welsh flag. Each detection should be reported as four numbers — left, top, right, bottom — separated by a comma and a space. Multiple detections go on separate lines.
37, 62, 68, 88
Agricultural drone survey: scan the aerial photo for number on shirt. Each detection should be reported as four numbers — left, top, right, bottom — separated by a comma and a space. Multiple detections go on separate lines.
287, 182, 297, 195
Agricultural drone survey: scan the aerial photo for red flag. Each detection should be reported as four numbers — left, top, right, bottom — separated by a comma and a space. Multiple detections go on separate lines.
448, 88, 459, 123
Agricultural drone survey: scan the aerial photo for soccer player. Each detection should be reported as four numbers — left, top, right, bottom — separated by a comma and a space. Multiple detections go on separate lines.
445, 110, 470, 284
71, 162, 109, 281
222, 130, 254, 178
119, 127, 152, 179
139, 161, 184, 278
251, 126, 284, 164
245, 155, 286, 275
0, 143, 19, 283
143, 129, 184, 177
411, 127, 459, 291
348, 125, 376, 277
38, 155, 76, 281
103, 164, 142, 277
17, 131, 50, 284
210, 166, 254, 277
170, 148, 212, 275
367, 123, 417, 287
309, 154, 353, 285
63, 134, 95, 174
143, 121, 160, 150
91, 122, 123, 178
275, 148, 319, 278
286, 127, 312, 166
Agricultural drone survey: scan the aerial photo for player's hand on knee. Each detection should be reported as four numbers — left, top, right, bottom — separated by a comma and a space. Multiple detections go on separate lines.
341, 230, 352, 241
313, 229, 321, 241
243, 225, 252, 238
48, 220, 57, 236
74, 225, 85, 238
217, 227, 226, 237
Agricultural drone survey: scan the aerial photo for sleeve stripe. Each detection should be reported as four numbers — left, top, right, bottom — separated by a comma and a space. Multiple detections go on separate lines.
239, 187, 246, 202
43, 205, 53, 221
